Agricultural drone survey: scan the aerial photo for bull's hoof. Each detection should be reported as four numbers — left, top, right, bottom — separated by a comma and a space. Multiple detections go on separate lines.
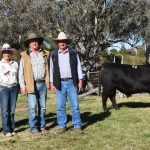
103, 109, 109, 112
115, 108, 119, 111
114, 105, 119, 110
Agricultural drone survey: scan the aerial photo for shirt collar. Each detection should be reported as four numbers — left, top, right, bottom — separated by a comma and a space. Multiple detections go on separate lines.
58, 48, 69, 54
1, 58, 13, 64
29, 48, 42, 53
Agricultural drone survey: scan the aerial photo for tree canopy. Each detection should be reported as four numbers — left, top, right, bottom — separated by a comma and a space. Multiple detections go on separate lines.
0, 0, 149, 68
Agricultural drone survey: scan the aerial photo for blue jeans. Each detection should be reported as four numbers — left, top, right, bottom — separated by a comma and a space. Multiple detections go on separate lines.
0, 86, 18, 135
27, 83, 47, 132
56, 80, 82, 128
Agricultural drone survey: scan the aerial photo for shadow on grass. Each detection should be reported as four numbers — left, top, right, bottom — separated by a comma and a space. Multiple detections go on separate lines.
15, 118, 29, 132
53, 112, 111, 130
0, 112, 111, 132
14, 112, 57, 132
118, 102, 150, 108
81, 111, 111, 130
45, 112, 57, 130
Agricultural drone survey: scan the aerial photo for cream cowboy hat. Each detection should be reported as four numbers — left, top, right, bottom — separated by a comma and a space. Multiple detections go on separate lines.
0, 43, 15, 53
54, 32, 71, 42
24, 32, 43, 47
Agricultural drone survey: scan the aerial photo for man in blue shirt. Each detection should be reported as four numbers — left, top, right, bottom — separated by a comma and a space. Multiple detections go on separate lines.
50, 32, 83, 133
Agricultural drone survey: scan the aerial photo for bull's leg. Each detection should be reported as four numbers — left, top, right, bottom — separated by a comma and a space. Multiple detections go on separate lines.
102, 92, 109, 112
109, 90, 119, 110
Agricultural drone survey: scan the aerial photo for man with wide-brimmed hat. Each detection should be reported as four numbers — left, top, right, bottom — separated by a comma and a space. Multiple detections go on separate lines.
50, 32, 83, 133
0, 43, 19, 137
19, 32, 49, 134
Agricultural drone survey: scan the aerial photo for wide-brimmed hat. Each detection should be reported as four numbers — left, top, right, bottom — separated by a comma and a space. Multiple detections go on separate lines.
54, 32, 71, 42
24, 32, 43, 47
0, 43, 14, 53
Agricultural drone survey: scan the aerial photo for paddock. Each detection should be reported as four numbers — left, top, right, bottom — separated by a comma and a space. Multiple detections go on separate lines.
0, 92, 149, 150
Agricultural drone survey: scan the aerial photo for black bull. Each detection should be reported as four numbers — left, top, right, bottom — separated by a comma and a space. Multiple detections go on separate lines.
99, 63, 150, 112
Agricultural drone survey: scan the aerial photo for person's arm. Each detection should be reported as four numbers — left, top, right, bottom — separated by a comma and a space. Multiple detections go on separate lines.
0, 63, 3, 83
77, 55, 83, 92
145, 53, 150, 56
49, 57, 55, 92
18, 58, 27, 95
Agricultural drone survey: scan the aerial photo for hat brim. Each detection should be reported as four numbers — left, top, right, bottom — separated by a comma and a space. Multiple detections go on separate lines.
24, 37, 43, 47
54, 38, 71, 43
0, 48, 15, 53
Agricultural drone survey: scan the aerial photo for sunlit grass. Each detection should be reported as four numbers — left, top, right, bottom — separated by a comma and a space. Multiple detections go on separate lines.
0, 92, 149, 150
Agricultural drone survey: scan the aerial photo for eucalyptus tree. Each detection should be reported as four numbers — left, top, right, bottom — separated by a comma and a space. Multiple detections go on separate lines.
54, 0, 149, 69
0, 0, 149, 69
145, 0, 150, 46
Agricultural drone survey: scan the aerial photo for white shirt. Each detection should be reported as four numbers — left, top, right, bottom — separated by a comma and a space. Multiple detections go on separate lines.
50, 49, 83, 82
0, 59, 18, 87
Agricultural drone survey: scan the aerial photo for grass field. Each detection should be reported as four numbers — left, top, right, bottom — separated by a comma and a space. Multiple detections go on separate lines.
0, 92, 150, 150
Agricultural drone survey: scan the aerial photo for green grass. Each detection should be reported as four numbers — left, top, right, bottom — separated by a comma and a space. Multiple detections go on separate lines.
0, 93, 150, 150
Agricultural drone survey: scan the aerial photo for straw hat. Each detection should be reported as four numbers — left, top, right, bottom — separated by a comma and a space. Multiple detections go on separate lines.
54, 32, 71, 42
0, 43, 14, 53
24, 32, 43, 47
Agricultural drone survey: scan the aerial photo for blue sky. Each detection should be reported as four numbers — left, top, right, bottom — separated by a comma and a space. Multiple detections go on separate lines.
108, 41, 145, 51
108, 42, 132, 51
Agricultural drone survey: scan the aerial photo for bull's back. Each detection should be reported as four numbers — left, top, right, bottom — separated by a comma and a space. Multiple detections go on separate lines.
101, 63, 150, 94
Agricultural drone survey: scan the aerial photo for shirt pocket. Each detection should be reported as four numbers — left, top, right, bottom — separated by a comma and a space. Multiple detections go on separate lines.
11, 66, 18, 76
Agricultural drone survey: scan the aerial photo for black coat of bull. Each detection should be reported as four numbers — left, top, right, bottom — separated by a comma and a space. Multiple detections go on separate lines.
100, 63, 150, 112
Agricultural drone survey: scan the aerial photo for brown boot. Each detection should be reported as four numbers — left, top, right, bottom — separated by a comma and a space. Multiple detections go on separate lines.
59, 128, 67, 133
40, 128, 48, 134
74, 128, 84, 134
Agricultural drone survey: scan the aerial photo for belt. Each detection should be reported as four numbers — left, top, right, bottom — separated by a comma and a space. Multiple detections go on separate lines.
35, 80, 45, 83
61, 77, 72, 81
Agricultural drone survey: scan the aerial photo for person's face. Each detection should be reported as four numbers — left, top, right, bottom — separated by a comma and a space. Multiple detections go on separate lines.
2, 51, 12, 61
57, 40, 68, 51
29, 39, 39, 51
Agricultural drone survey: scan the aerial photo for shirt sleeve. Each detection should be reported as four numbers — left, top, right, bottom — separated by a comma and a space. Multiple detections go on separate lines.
50, 57, 53, 83
77, 55, 83, 80
18, 58, 25, 88
15, 62, 19, 83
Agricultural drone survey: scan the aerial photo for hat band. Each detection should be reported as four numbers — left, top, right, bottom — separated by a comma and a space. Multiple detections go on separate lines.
2, 48, 12, 50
